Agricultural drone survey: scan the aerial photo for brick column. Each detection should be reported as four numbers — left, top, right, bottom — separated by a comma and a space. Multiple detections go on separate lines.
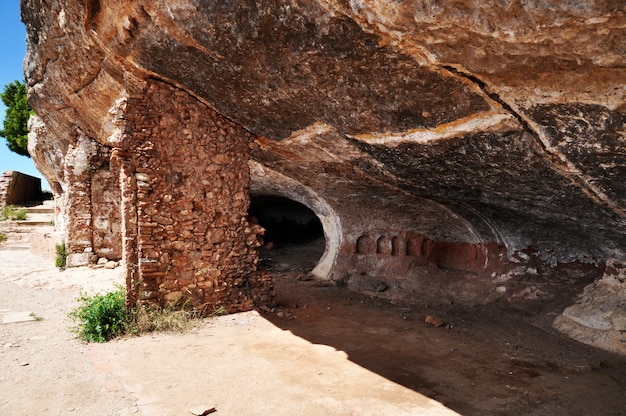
63, 134, 97, 266
117, 80, 272, 313
111, 149, 140, 308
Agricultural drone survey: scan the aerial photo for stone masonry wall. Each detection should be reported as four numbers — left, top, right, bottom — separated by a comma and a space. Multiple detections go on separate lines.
32, 127, 122, 266
91, 169, 122, 260
63, 134, 97, 267
0, 170, 42, 207
115, 80, 272, 313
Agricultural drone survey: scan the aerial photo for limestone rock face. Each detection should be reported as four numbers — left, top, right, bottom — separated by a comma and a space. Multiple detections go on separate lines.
554, 259, 626, 355
21, 1, 625, 349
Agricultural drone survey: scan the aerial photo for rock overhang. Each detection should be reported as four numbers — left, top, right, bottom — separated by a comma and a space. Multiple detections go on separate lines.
20, 1, 626, 315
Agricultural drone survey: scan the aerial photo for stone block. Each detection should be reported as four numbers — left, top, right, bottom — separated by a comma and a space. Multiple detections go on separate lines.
67, 252, 90, 267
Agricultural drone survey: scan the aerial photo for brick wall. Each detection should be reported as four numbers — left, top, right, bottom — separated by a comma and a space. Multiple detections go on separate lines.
63, 135, 97, 266
30, 229, 63, 261
0, 170, 42, 207
115, 80, 272, 313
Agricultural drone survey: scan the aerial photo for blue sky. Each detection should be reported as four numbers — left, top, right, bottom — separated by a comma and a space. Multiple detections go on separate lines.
0, 1, 50, 190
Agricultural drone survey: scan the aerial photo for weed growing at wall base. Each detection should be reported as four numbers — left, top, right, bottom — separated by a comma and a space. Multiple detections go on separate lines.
70, 286, 127, 342
55, 242, 67, 268
129, 300, 200, 334
69, 287, 220, 342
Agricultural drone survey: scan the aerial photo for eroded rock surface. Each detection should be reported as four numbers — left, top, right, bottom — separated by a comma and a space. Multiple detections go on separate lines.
554, 259, 626, 355
21, 1, 625, 352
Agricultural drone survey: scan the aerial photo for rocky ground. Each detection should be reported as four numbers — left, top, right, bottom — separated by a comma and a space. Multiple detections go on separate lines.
1, 227, 625, 415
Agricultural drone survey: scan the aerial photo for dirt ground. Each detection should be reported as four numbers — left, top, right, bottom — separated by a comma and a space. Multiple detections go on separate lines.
1, 231, 625, 416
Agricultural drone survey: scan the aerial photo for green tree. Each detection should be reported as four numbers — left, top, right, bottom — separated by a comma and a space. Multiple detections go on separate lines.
0, 80, 32, 157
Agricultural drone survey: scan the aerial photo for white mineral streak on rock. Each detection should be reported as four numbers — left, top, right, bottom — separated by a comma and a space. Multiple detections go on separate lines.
349, 112, 519, 146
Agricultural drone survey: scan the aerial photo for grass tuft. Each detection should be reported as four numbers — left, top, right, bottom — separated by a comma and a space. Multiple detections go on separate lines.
1, 205, 27, 221
128, 302, 199, 334
69, 287, 220, 342
55, 242, 67, 268
29, 312, 44, 322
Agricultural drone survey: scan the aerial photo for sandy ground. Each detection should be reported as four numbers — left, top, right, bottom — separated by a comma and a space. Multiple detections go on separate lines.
1, 229, 625, 416
0, 231, 456, 416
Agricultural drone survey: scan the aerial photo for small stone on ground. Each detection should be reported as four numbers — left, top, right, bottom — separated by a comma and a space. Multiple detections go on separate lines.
2, 311, 36, 324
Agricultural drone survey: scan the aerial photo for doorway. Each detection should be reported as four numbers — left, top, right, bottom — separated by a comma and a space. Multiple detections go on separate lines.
249, 195, 325, 273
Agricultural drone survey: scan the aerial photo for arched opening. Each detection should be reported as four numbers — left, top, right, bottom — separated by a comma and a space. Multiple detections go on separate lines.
249, 195, 325, 274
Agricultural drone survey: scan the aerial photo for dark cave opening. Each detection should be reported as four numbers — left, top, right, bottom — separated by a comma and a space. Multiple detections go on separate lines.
249, 195, 325, 273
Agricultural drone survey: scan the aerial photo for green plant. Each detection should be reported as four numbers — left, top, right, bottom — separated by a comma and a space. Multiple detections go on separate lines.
0, 80, 32, 157
211, 305, 227, 316
70, 286, 127, 343
1, 205, 27, 221
69, 286, 225, 342
29, 313, 44, 322
0, 232, 6, 243
55, 242, 67, 268
85, 164, 96, 175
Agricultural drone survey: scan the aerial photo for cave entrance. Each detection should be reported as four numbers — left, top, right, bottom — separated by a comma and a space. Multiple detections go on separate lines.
249, 195, 325, 274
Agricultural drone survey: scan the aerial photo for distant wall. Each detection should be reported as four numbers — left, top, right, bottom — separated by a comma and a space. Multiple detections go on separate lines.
30, 228, 63, 260
0, 170, 42, 207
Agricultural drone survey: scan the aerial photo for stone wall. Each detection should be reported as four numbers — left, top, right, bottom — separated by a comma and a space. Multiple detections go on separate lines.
25, 117, 123, 266
30, 228, 63, 261
91, 164, 122, 260
63, 135, 98, 266
0, 170, 42, 207
113, 80, 272, 312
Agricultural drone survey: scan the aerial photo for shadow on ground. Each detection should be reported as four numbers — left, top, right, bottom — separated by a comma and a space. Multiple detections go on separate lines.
259, 269, 626, 416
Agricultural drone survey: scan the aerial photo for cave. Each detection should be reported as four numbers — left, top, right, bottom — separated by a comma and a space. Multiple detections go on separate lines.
13, 1, 626, 413
249, 194, 325, 274
21, 0, 626, 358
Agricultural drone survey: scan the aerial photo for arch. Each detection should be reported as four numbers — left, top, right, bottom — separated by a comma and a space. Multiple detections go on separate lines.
249, 195, 324, 246
249, 194, 325, 273
406, 232, 424, 256
376, 236, 392, 255
356, 235, 376, 254
391, 235, 406, 256
249, 161, 341, 280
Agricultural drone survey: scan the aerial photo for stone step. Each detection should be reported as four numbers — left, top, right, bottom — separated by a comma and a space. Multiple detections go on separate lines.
25, 207, 55, 214
5, 201, 56, 226
23, 211, 54, 220
16, 221, 54, 227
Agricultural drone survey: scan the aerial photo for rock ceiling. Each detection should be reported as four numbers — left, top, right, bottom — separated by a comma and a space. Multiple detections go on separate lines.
22, 0, 626, 264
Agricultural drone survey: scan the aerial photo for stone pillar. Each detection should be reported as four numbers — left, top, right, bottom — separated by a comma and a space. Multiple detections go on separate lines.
111, 149, 140, 309
63, 134, 98, 266
118, 80, 272, 313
